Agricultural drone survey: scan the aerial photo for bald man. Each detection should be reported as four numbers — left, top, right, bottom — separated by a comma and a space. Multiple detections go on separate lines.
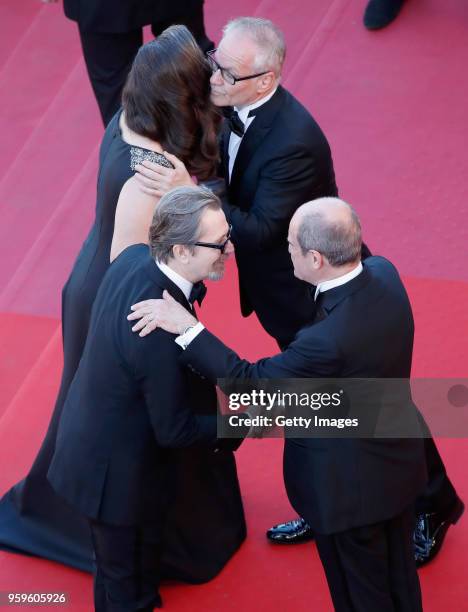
128, 198, 427, 611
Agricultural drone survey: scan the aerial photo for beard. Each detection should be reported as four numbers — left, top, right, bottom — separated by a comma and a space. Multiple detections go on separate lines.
207, 270, 224, 281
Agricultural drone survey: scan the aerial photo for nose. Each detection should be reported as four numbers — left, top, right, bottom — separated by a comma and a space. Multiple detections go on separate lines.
210, 69, 223, 86
224, 239, 235, 256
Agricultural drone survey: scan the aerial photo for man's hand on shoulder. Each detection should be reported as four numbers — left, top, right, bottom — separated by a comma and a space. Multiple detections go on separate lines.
134, 152, 195, 197
128, 290, 197, 337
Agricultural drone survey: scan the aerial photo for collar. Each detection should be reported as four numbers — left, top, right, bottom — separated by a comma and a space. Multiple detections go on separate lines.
156, 261, 193, 302
314, 262, 363, 301
234, 87, 278, 124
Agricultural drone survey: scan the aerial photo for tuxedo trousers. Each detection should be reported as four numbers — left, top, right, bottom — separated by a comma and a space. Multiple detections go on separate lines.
77, 2, 212, 126
315, 506, 422, 612
89, 519, 164, 612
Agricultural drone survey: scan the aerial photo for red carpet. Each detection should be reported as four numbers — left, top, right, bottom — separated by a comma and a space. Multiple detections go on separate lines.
0, 1, 466, 610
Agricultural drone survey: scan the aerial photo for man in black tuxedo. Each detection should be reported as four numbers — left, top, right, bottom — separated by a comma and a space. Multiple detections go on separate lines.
128, 197, 428, 610
134, 15, 463, 564
61, 0, 213, 125
135, 16, 338, 349
47, 186, 248, 611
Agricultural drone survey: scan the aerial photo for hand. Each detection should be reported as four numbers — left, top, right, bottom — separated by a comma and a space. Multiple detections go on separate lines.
246, 400, 285, 438
134, 152, 195, 197
128, 290, 197, 337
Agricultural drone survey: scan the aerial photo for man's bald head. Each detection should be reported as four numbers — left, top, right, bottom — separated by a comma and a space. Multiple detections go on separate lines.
292, 197, 362, 266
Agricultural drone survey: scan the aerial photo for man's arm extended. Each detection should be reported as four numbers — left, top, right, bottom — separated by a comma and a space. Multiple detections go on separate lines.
128, 291, 339, 381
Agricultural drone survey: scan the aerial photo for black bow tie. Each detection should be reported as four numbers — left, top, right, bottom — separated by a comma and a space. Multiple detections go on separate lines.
189, 281, 207, 306
223, 103, 268, 137
226, 109, 245, 137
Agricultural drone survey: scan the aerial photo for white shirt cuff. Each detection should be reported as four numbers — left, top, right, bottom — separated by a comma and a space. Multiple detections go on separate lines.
175, 322, 205, 350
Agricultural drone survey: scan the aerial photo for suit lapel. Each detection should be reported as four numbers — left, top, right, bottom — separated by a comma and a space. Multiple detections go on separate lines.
143, 254, 192, 312
220, 121, 231, 191
228, 87, 286, 194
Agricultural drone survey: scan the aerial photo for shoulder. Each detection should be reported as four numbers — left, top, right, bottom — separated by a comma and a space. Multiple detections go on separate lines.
111, 243, 149, 268
269, 88, 331, 152
118, 175, 155, 206
360, 258, 411, 313
364, 256, 402, 283
277, 88, 323, 129
102, 244, 151, 293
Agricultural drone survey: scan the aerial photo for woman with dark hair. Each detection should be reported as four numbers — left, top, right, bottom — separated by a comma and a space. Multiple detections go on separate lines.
0, 25, 246, 583
109, 25, 220, 261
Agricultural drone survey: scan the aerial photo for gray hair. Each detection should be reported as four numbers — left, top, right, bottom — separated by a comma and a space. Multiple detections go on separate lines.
149, 186, 221, 263
223, 17, 286, 77
297, 206, 362, 266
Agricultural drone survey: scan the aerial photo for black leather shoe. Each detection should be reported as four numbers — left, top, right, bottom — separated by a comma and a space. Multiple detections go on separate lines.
414, 498, 465, 567
363, 0, 405, 30
266, 517, 314, 544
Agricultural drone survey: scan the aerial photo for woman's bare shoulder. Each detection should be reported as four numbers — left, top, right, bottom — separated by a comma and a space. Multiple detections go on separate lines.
118, 175, 157, 207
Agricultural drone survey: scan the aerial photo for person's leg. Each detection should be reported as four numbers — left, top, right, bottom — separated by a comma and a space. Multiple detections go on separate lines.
315, 510, 422, 612
150, 1, 214, 53
417, 437, 458, 514
78, 28, 143, 126
413, 437, 464, 566
140, 523, 164, 609
315, 527, 394, 612
387, 507, 423, 612
363, 0, 406, 30
89, 520, 162, 611
266, 335, 315, 543
313, 535, 357, 612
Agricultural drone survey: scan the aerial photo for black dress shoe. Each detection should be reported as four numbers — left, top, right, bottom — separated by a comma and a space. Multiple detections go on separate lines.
363, 0, 405, 30
414, 498, 465, 567
266, 517, 314, 544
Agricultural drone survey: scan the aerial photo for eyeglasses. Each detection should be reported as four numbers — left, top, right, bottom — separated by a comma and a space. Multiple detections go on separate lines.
206, 50, 269, 86
192, 225, 232, 254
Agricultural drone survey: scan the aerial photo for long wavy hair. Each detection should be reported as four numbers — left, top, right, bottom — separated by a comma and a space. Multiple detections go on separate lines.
122, 25, 220, 181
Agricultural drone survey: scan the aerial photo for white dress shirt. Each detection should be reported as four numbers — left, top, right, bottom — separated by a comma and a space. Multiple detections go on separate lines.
156, 260, 192, 301
156, 261, 205, 348
228, 87, 278, 180
314, 262, 363, 301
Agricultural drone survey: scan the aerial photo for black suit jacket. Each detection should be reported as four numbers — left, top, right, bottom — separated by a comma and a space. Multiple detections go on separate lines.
48, 244, 242, 526
64, 0, 201, 33
179, 257, 428, 534
220, 86, 338, 347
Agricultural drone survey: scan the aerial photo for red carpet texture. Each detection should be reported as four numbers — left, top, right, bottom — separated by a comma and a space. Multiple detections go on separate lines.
0, 1, 467, 610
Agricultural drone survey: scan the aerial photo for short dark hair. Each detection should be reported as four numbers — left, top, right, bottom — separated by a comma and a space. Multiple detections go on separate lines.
149, 186, 221, 263
122, 25, 221, 181
297, 207, 362, 266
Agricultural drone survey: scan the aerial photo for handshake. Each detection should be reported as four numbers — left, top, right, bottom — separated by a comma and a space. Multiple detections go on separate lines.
232, 397, 286, 439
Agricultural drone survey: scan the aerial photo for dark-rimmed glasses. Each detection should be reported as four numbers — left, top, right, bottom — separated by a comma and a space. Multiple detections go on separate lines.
192, 224, 232, 254
206, 50, 269, 86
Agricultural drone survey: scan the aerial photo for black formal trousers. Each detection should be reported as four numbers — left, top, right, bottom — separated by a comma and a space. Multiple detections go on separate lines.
78, 5, 212, 126
315, 506, 422, 612
415, 437, 458, 515
90, 519, 164, 612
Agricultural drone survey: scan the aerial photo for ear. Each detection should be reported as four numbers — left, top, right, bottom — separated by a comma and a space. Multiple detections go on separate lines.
172, 244, 190, 263
257, 71, 275, 94
310, 250, 323, 269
